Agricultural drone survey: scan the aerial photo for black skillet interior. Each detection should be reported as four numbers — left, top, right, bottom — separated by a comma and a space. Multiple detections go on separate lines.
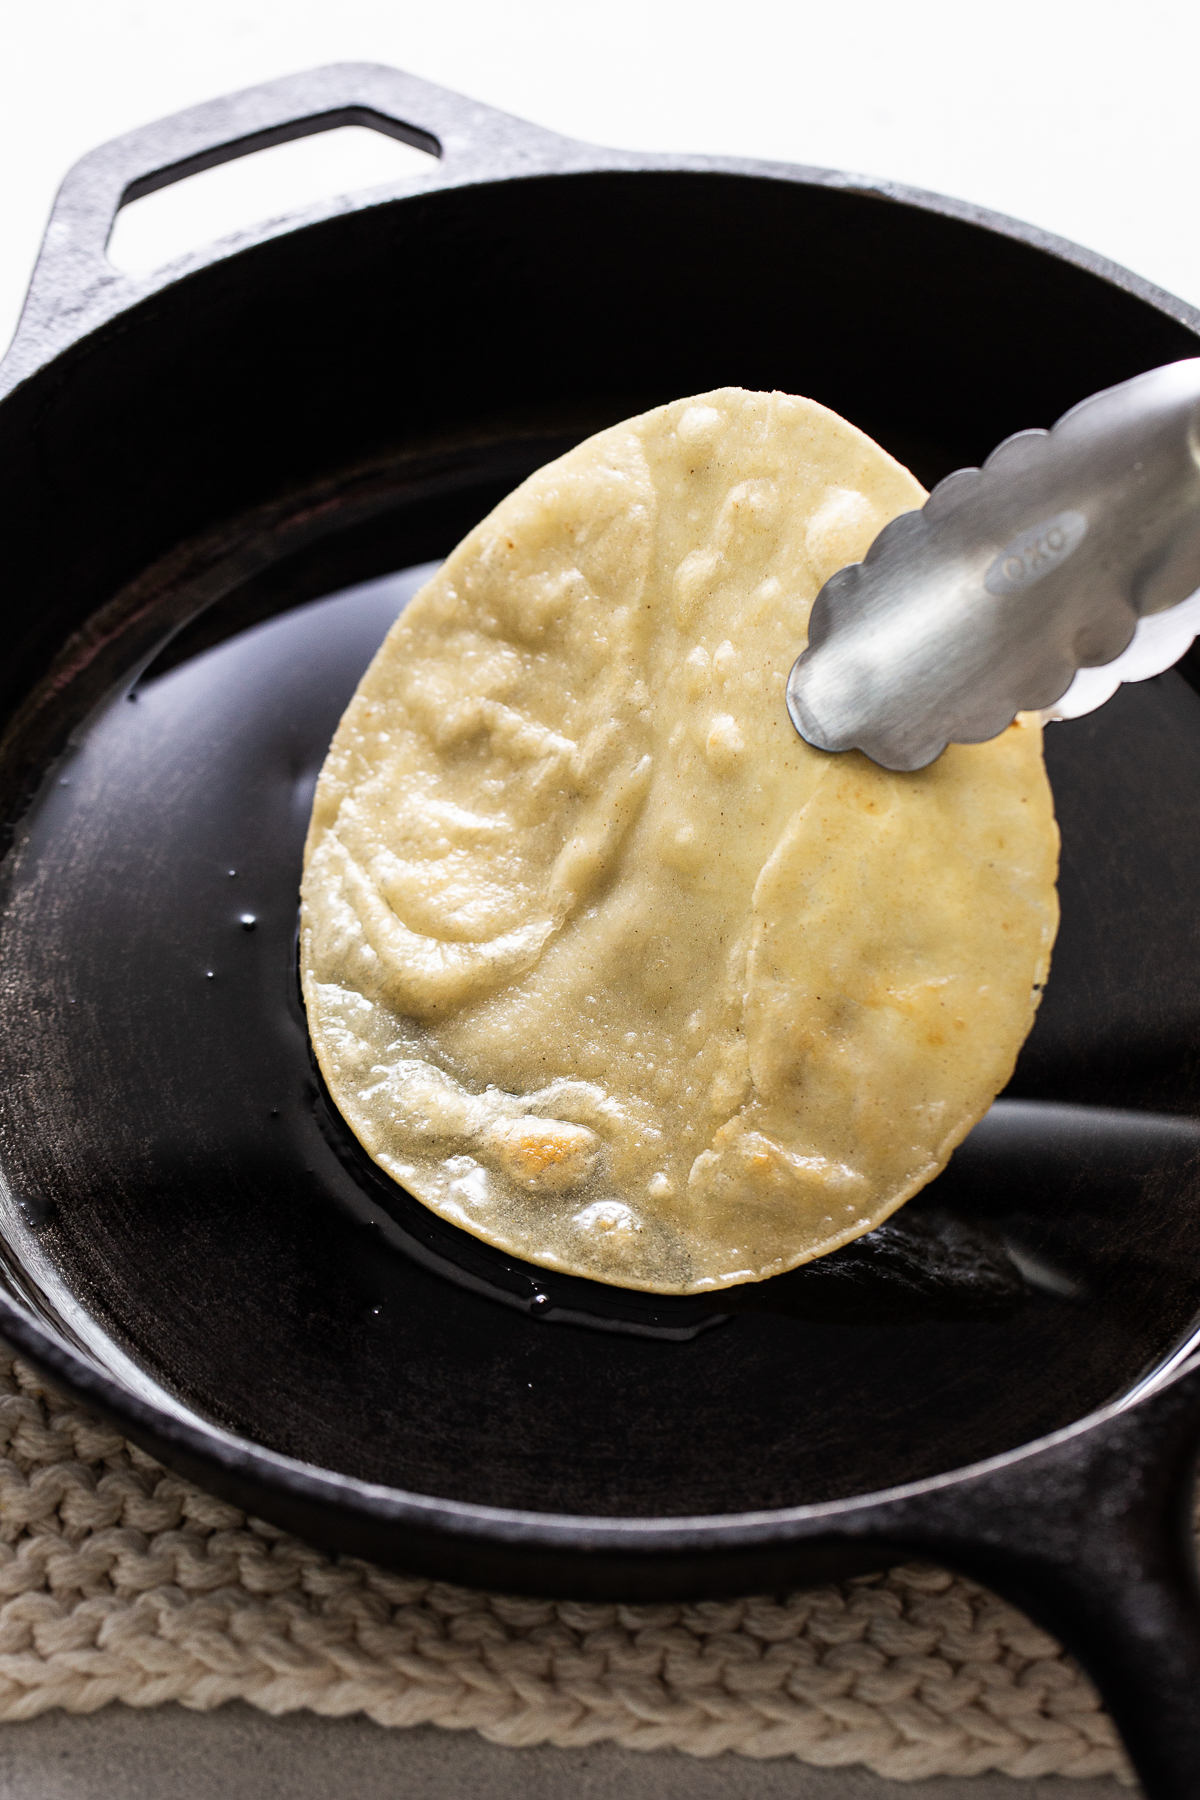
3, 158, 1200, 1524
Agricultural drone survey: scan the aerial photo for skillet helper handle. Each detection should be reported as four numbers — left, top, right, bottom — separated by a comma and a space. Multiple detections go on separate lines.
873, 1355, 1200, 1797
1, 62, 577, 393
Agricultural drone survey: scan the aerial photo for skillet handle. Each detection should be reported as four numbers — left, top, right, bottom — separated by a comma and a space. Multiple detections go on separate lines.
871, 1354, 1200, 1797
1, 62, 584, 393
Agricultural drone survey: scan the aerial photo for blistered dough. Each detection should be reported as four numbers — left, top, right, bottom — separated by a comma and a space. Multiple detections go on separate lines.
301, 389, 1059, 1293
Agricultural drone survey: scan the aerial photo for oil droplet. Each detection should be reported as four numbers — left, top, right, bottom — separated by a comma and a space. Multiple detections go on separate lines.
240, 913, 257, 931
205, 971, 215, 980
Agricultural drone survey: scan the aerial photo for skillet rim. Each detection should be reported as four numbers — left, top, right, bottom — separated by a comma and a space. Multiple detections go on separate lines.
4, 60, 1200, 406
0, 1283, 1197, 1557
3, 59, 1200, 1566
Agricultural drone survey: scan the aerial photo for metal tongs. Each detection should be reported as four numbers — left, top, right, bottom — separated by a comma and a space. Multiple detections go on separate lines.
786, 360, 1200, 770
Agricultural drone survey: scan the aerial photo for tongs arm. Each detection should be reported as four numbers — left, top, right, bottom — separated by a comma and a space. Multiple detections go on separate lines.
787, 359, 1200, 771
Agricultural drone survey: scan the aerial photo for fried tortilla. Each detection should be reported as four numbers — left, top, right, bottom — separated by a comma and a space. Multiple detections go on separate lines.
300, 389, 1059, 1293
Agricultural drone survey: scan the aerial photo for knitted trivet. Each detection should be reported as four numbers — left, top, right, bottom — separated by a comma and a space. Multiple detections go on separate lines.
0, 1352, 1133, 1785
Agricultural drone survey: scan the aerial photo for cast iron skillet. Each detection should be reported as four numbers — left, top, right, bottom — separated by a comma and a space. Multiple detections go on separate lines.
2, 62, 1200, 1795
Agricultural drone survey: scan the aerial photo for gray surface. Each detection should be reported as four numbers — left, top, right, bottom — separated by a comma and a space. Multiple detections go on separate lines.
0, 1704, 1132, 1799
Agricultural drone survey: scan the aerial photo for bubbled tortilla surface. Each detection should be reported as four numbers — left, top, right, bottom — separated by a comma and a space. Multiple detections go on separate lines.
300, 389, 1059, 1293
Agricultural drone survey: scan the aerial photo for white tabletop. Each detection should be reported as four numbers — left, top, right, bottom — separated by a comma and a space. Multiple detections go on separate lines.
0, 3, 1177, 1791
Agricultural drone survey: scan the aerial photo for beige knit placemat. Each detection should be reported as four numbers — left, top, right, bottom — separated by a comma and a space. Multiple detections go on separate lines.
0, 1351, 1133, 1785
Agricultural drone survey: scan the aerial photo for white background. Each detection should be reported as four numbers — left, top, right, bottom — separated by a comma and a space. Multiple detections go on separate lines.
0, 0, 1197, 356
